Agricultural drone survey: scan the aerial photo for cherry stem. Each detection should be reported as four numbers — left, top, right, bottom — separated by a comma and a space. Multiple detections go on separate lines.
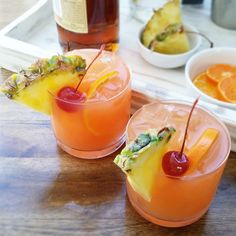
75, 44, 105, 92
186, 31, 214, 48
178, 97, 200, 160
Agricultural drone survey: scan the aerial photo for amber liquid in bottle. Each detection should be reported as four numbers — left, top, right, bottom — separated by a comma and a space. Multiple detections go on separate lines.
54, 0, 119, 52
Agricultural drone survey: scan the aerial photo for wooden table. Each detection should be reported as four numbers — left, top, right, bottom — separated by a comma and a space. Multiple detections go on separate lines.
1, 1, 236, 235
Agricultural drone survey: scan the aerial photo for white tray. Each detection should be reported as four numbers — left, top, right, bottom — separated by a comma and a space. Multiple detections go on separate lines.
0, 0, 236, 151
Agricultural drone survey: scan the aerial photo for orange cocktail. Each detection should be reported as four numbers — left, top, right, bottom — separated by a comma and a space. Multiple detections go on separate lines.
126, 101, 231, 227
50, 49, 131, 158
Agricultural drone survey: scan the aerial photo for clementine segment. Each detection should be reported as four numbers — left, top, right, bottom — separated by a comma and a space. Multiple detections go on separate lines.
83, 71, 126, 136
87, 71, 118, 98
83, 93, 130, 138
193, 72, 220, 99
186, 128, 219, 173
206, 64, 236, 83
218, 76, 236, 103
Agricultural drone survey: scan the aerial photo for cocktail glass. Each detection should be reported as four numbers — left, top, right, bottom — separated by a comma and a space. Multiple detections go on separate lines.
126, 100, 231, 227
49, 49, 131, 159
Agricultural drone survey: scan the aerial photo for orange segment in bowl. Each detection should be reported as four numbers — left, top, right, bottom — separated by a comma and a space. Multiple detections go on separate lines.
218, 76, 236, 103
193, 72, 220, 99
206, 64, 236, 83
186, 128, 219, 173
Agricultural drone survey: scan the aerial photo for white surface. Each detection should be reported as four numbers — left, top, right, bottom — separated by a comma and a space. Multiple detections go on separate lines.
185, 47, 236, 110
138, 24, 202, 68
0, 0, 52, 71
0, 0, 236, 150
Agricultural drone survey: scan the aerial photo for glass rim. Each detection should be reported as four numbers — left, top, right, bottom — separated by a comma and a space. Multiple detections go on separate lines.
48, 64, 131, 106
126, 99, 231, 180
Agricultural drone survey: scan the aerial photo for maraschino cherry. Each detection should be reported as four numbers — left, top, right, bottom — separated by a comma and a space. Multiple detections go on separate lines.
56, 86, 86, 112
162, 98, 199, 177
57, 44, 105, 112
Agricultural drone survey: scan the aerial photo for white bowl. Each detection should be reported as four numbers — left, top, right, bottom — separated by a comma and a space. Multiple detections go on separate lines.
138, 24, 202, 68
185, 47, 236, 110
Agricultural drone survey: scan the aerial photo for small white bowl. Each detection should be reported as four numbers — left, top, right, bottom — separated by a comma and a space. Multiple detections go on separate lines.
138, 24, 202, 68
185, 47, 236, 109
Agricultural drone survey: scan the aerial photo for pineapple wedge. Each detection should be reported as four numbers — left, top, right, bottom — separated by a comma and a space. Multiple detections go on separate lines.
114, 127, 175, 202
142, 0, 190, 54
0, 55, 86, 115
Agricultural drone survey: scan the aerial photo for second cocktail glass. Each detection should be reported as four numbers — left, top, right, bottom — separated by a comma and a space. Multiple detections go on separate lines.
125, 100, 231, 227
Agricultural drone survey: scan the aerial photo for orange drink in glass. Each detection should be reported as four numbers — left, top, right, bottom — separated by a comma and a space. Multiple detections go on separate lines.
49, 49, 131, 159
125, 100, 231, 227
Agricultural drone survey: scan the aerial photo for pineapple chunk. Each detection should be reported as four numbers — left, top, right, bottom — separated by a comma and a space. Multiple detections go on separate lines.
142, 0, 189, 54
0, 55, 86, 114
114, 127, 175, 202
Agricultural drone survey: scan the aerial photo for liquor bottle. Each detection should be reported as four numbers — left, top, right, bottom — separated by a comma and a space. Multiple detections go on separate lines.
182, 0, 203, 4
52, 0, 119, 51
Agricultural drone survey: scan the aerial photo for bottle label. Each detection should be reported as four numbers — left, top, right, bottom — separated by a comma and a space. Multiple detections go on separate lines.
53, 0, 88, 34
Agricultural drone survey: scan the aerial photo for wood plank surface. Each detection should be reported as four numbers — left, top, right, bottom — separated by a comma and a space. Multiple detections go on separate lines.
1, 1, 236, 236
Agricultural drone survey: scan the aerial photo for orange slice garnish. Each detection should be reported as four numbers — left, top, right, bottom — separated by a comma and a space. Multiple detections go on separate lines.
193, 72, 220, 99
87, 71, 118, 98
217, 76, 236, 103
206, 64, 236, 83
84, 71, 119, 136
186, 128, 219, 173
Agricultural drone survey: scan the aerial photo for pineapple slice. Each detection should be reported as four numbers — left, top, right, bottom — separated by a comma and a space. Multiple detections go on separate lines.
142, 0, 190, 54
0, 55, 86, 115
114, 127, 175, 202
